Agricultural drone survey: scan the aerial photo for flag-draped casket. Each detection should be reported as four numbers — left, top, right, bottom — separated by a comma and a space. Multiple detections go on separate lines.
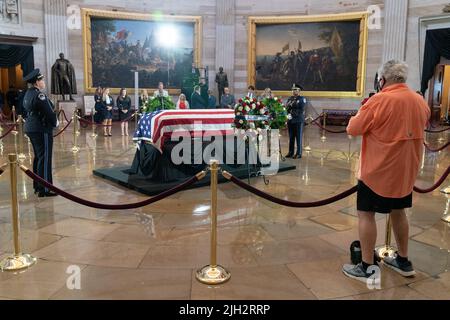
133, 109, 236, 152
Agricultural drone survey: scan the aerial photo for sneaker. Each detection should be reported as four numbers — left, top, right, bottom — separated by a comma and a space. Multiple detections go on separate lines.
383, 254, 416, 277
342, 263, 376, 283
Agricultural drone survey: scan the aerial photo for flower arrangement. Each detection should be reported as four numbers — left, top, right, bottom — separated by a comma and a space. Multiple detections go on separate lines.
233, 96, 269, 131
262, 96, 288, 129
143, 96, 175, 112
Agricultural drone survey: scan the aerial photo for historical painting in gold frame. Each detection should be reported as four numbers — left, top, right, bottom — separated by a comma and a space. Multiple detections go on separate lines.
248, 12, 368, 98
82, 8, 202, 94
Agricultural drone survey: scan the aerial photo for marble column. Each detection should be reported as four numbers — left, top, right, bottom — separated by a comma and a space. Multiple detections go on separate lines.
44, 0, 69, 82
215, 0, 235, 94
382, 0, 409, 62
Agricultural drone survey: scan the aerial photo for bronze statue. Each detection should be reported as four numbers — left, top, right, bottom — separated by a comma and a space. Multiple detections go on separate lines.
51, 53, 77, 101
215, 67, 228, 104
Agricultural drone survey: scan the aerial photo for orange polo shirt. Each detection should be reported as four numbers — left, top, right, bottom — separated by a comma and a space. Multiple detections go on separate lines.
347, 83, 430, 198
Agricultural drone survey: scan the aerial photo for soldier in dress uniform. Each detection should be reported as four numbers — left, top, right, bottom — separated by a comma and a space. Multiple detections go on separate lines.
22, 69, 58, 197
285, 83, 307, 159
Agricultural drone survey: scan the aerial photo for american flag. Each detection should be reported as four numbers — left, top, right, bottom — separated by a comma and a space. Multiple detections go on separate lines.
133, 109, 235, 152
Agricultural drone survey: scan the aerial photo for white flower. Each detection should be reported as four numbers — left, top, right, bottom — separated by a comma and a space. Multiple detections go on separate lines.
274, 97, 278, 101
260, 109, 265, 114
236, 112, 241, 116
239, 120, 243, 124
238, 106, 243, 111
257, 102, 260, 106
245, 106, 250, 112
252, 103, 256, 109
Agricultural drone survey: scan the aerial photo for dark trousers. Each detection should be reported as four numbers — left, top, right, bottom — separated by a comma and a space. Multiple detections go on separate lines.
288, 122, 304, 156
27, 132, 53, 193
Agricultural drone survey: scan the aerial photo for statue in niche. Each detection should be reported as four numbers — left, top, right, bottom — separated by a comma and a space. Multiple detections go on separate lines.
51, 53, 77, 101
443, 4, 450, 12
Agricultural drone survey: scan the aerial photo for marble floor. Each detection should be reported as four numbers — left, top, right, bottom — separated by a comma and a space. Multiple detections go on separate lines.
0, 121, 448, 300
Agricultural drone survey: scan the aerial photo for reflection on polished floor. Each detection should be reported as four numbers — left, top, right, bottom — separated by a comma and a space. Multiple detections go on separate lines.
0, 122, 448, 300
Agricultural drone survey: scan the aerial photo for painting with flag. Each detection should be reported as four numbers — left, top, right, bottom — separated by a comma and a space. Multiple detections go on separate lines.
250, 12, 368, 98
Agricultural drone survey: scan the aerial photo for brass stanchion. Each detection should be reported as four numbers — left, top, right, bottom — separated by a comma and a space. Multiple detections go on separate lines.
196, 160, 231, 285
91, 108, 97, 138
441, 186, 450, 195
321, 112, 327, 142
442, 194, 450, 223
71, 110, 80, 153
0, 154, 37, 271
303, 115, 312, 152
375, 215, 396, 259
17, 116, 26, 160
11, 106, 18, 135
346, 135, 352, 162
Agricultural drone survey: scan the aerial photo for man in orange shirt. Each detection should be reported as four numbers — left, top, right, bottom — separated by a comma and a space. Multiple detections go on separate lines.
342, 60, 430, 283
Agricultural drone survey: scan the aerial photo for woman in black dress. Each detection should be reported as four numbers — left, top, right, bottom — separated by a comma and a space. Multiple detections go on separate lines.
93, 86, 104, 124
102, 87, 114, 136
117, 88, 132, 136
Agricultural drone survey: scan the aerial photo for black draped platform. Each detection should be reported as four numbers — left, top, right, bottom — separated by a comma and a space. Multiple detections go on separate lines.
93, 137, 296, 195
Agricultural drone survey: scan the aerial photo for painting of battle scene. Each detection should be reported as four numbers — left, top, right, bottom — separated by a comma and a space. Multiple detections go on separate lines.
255, 21, 362, 92
89, 16, 196, 90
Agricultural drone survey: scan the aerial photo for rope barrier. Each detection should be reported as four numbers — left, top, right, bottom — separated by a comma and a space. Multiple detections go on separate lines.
78, 116, 112, 127
222, 165, 450, 207
425, 127, 450, 133
304, 114, 323, 127
424, 141, 450, 152
312, 119, 348, 133
57, 109, 70, 123
0, 123, 17, 139
53, 118, 73, 138
413, 166, 450, 194
0, 163, 7, 176
222, 170, 357, 207
19, 163, 206, 210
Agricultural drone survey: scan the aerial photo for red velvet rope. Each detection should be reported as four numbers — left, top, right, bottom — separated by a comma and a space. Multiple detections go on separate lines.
0, 123, 17, 139
413, 166, 450, 194
304, 114, 323, 127
58, 109, 70, 123
424, 141, 450, 152
53, 119, 73, 138
312, 120, 348, 133
425, 127, 450, 133
78, 117, 112, 127
20, 167, 202, 210
228, 174, 357, 207
225, 165, 450, 207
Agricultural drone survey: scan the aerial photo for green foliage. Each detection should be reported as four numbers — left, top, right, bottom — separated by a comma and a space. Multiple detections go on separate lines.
143, 96, 175, 112
262, 97, 288, 129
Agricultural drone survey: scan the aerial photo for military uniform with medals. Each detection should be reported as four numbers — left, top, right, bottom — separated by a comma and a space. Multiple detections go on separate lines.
286, 83, 306, 159
22, 69, 58, 197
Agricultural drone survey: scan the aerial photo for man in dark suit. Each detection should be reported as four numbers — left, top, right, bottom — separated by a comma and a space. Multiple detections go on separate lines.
220, 87, 235, 109
190, 85, 206, 109
22, 68, 58, 197
207, 90, 217, 109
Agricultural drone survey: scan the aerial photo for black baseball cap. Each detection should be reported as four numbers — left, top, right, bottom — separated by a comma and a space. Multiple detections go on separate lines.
23, 68, 44, 83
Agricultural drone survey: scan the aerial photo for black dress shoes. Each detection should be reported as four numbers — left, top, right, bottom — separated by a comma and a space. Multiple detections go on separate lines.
38, 191, 58, 198
285, 154, 293, 158
293, 154, 302, 159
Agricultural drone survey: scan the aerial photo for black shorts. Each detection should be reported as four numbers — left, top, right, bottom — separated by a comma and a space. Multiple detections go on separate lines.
357, 180, 412, 214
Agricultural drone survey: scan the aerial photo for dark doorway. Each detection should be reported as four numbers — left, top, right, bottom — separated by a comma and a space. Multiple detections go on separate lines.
0, 44, 34, 118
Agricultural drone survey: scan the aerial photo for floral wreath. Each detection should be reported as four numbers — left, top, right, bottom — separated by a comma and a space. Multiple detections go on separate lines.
232, 96, 269, 131
262, 96, 288, 129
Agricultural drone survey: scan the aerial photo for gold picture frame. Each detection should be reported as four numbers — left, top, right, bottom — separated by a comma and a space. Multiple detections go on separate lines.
82, 8, 202, 94
247, 12, 368, 98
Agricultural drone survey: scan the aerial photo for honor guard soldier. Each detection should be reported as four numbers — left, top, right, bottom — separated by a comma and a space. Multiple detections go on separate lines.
286, 83, 307, 159
23, 68, 58, 197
